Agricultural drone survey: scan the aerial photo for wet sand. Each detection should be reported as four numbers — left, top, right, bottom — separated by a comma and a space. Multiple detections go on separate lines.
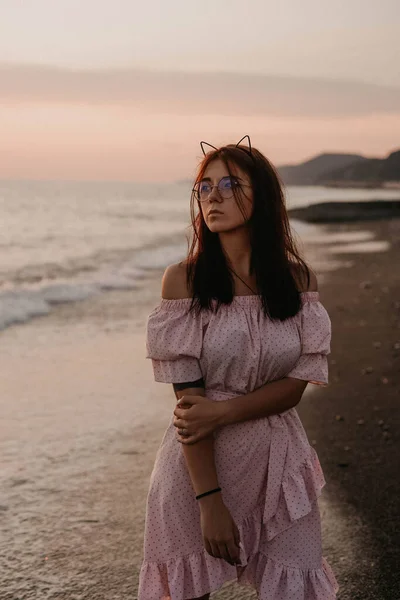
297, 218, 400, 599
0, 220, 399, 599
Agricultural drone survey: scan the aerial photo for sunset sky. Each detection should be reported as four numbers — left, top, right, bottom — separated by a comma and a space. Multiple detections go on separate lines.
1, 0, 399, 182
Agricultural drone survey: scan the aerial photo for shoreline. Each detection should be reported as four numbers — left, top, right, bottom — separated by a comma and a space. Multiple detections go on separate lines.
0, 219, 398, 599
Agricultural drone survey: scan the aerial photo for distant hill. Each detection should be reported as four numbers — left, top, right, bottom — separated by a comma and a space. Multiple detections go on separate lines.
317, 149, 400, 186
277, 153, 367, 185
278, 149, 400, 186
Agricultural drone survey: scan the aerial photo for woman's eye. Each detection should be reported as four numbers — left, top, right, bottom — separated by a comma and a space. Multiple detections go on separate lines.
229, 178, 241, 188
221, 178, 235, 189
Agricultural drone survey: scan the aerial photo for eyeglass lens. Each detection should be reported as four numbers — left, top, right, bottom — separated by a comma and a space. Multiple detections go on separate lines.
196, 176, 238, 201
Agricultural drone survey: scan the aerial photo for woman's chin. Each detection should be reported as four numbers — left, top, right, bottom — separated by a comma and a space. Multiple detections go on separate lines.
208, 222, 245, 234
207, 222, 232, 233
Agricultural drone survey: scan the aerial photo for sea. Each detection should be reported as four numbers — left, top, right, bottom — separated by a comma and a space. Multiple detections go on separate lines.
1, 179, 396, 595
1, 179, 399, 333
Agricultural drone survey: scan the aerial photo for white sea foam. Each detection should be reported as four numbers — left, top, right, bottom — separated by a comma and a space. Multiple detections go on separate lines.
0, 285, 103, 331
0, 239, 189, 330
0, 290, 51, 330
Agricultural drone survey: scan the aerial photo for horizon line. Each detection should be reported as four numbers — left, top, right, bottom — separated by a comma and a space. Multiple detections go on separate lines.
1, 61, 400, 91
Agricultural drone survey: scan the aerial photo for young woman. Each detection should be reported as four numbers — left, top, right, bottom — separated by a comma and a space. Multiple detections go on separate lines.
138, 136, 339, 600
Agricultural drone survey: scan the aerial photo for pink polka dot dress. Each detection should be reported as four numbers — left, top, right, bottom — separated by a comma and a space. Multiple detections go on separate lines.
138, 292, 339, 599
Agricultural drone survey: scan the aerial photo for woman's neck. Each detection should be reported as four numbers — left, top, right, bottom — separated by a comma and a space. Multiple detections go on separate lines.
219, 228, 252, 276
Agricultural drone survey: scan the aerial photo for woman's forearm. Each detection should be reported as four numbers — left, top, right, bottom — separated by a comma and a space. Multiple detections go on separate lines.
217, 377, 308, 427
174, 386, 222, 508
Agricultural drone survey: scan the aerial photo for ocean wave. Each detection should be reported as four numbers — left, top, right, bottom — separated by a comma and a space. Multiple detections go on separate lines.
0, 239, 187, 332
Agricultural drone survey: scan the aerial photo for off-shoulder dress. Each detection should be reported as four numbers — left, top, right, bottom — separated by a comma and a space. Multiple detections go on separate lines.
138, 292, 339, 600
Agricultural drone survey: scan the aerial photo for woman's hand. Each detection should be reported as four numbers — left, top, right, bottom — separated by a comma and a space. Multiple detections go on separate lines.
199, 494, 241, 566
173, 395, 224, 445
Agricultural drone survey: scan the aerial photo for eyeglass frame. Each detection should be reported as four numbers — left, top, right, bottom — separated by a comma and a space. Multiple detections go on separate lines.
192, 175, 252, 202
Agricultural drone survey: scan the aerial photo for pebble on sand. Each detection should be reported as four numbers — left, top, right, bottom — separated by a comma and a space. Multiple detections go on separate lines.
361, 366, 374, 374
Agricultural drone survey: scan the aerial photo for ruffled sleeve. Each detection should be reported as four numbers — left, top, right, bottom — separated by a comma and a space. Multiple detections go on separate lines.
145, 298, 205, 383
285, 291, 331, 386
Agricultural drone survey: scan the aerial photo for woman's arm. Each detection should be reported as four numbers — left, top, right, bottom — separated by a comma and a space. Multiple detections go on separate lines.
174, 376, 308, 444
162, 263, 222, 508
216, 377, 308, 427
173, 382, 223, 510
174, 383, 242, 566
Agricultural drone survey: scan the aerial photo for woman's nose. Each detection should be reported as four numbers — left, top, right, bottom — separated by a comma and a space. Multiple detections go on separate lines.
208, 186, 222, 202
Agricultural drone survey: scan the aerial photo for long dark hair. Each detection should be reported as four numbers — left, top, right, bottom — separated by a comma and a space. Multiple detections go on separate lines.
184, 143, 310, 320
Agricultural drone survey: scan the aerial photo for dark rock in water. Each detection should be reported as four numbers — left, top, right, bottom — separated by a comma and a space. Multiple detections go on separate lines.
288, 200, 400, 223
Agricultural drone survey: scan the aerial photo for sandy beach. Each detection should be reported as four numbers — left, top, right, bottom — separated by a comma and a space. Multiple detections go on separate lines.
1, 218, 399, 600
297, 217, 400, 599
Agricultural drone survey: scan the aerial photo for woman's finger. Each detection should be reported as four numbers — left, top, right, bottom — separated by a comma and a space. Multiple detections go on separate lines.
177, 430, 189, 437
173, 407, 186, 418
181, 428, 210, 444
225, 539, 241, 565
179, 435, 196, 445
218, 542, 233, 565
173, 418, 187, 429
180, 431, 203, 444
210, 541, 222, 560
203, 538, 213, 558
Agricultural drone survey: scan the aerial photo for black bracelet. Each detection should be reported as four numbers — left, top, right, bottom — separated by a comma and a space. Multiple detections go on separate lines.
173, 377, 205, 392
195, 487, 221, 500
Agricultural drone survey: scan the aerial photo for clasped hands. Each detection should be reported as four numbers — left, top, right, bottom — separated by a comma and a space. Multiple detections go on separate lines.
173, 395, 225, 444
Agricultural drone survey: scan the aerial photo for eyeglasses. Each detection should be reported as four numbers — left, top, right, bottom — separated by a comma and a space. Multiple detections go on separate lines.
193, 176, 251, 202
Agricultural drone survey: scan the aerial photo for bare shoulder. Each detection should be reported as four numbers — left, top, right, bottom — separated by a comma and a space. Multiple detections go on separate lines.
290, 262, 318, 292
161, 261, 192, 299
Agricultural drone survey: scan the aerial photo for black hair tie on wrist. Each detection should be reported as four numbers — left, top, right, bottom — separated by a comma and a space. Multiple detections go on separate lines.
195, 487, 221, 500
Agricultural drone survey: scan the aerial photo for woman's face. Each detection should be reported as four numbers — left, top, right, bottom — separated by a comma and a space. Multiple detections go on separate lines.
197, 159, 254, 234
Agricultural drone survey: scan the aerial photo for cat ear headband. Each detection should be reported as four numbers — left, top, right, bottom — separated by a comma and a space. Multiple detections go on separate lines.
200, 135, 253, 159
